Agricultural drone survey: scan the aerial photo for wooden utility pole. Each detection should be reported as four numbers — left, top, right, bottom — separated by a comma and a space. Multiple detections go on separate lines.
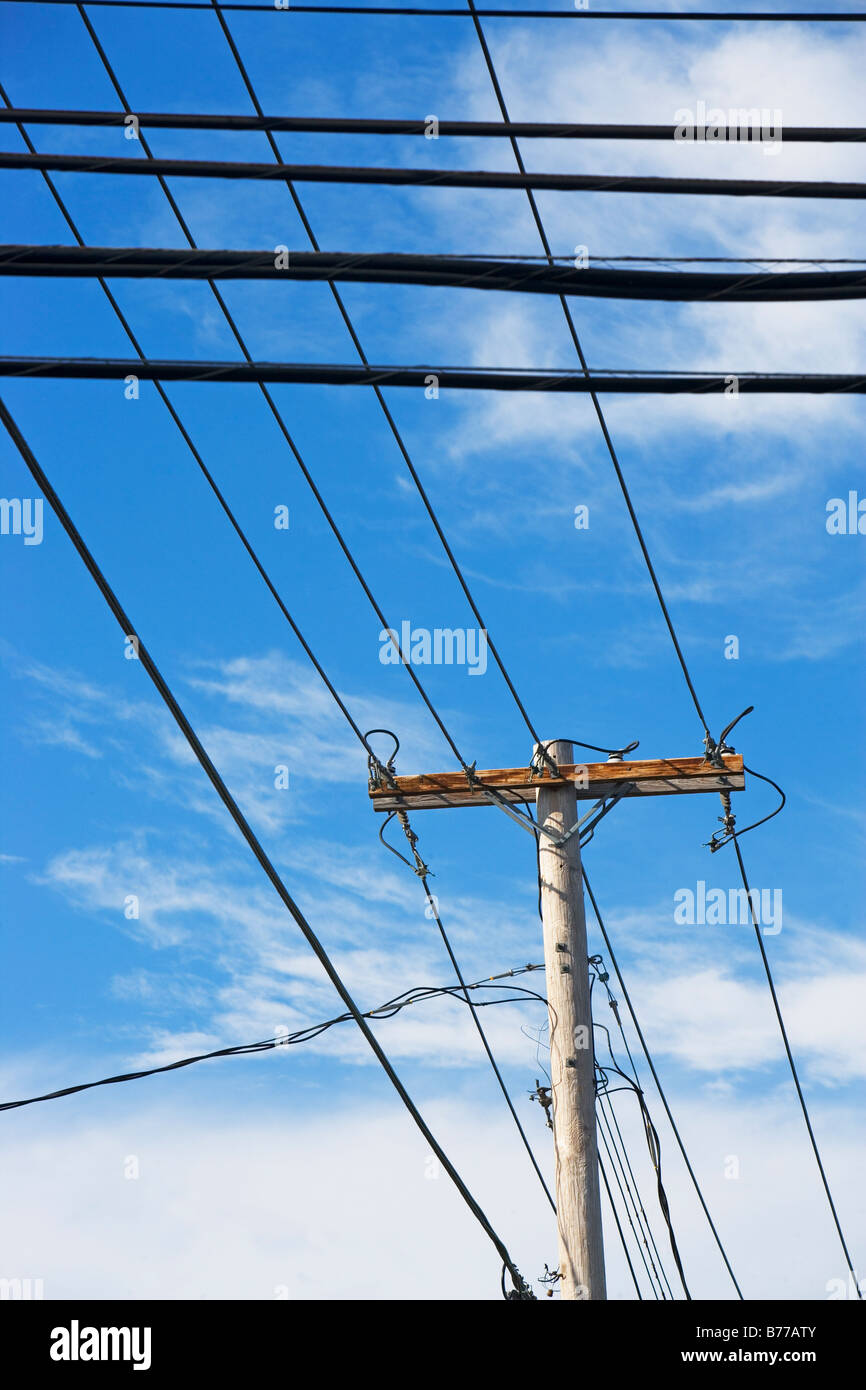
536, 740, 605, 1300
369, 744, 744, 1296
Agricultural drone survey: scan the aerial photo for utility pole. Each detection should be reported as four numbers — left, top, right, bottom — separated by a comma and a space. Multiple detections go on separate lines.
369, 744, 744, 1297
536, 739, 605, 1300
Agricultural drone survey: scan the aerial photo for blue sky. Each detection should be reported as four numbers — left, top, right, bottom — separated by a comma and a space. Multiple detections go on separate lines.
0, 1, 864, 1300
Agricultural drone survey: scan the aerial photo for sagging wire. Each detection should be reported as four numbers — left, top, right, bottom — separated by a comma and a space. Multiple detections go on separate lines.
707, 763, 786, 852
1, 966, 547, 1112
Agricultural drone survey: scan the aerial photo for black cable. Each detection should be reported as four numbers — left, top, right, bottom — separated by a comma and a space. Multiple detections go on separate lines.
467, 0, 717, 748
0, 396, 533, 1297
591, 975, 676, 1299
6, 357, 865, 393
3, 109, 864, 142
592, 969, 677, 1299
0, 966, 546, 1112
592, 956, 681, 1301
8, 245, 866, 301
582, 868, 744, 1297
596, 1102, 663, 1298
709, 763, 787, 850
598, 1153, 643, 1300
600, 1087, 676, 1298
595, 1042, 691, 1298
729, 833, 862, 1297
633, 1080, 692, 1298
4, 1, 865, 19
6, 149, 866, 199
417, 866, 557, 1213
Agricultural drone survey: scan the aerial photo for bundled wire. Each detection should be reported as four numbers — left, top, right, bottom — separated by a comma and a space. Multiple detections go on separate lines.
4, 245, 865, 300
0, 966, 546, 1113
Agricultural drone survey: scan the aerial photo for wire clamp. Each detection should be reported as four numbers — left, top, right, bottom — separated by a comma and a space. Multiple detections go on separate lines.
529, 744, 560, 780
539, 1264, 563, 1297
530, 1079, 553, 1130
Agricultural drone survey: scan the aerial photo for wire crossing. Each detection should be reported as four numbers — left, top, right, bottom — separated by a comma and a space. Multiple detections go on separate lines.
2, 80, 560, 1219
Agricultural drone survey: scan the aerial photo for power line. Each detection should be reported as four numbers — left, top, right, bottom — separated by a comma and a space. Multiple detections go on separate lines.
5, 149, 866, 199
592, 963, 676, 1298
729, 833, 862, 1297
582, 869, 744, 1298
594, 1046, 692, 1299
0, 394, 534, 1298
0, 966, 546, 1112
6, 245, 866, 300
5, 357, 865, 392
405, 852, 555, 1212
2, 108, 864, 141
371, 756, 556, 1209
598, 1088, 675, 1298
3, 1, 865, 19
596, 1111, 662, 1298
598, 1153, 644, 1300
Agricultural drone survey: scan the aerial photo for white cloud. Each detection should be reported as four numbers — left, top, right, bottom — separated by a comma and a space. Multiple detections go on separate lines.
0, 1089, 861, 1299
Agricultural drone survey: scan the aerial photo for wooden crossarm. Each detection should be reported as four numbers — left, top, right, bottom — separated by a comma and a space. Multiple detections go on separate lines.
369, 753, 744, 811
